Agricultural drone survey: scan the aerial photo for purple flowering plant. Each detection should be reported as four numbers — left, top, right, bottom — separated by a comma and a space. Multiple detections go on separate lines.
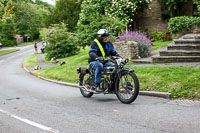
116, 31, 152, 58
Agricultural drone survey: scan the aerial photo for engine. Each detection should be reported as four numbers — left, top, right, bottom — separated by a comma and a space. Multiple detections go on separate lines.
100, 77, 111, 91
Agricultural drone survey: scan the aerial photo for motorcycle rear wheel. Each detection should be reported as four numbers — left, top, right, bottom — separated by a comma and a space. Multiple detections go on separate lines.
79, 74, 94, 97
115, 71, 139, 104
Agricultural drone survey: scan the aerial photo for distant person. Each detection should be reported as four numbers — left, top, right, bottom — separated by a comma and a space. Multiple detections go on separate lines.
41, 41, 46, 54
34, 42, 38, 53
0, 43, 2, 49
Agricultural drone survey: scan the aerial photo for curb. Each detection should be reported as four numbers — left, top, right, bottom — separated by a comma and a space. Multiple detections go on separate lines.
23, 64, 171, 98
139, 91, 170, 98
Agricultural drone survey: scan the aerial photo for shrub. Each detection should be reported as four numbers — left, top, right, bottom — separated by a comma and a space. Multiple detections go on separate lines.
117, 31, 152, 58
151, 31, 166, 41
168, 16, 200, 34
45, 23, 80, 60
77, 15, 126, 48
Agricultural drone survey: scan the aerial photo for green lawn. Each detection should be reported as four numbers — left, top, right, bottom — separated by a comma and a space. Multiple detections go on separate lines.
29, 46, 200, 99
0, 49, 18, 55
23, 54, 39, 67
126, 66, 200, 99
152, 40, 172, 51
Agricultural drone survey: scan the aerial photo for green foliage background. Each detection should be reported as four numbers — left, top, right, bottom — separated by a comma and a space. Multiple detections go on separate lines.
0, 0, 52, 46
45, 0, 81, 32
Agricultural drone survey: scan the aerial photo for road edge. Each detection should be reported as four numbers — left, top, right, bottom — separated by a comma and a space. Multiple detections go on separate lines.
0, 49, 20, 56
22, 64, 171, 98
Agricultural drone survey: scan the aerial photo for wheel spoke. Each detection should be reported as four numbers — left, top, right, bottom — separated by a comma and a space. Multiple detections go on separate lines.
118, 73, 136, 100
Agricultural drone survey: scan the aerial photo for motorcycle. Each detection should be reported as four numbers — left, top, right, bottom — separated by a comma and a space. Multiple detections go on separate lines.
77, 56, 139, 104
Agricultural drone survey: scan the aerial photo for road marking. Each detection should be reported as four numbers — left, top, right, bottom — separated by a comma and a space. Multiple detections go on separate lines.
0, 109, 60, 133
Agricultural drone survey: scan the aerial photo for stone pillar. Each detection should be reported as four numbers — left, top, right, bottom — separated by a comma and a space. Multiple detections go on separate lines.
113, 41, 139, 60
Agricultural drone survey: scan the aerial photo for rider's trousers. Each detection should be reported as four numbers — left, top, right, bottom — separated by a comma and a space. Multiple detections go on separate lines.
89, 61, 114, 84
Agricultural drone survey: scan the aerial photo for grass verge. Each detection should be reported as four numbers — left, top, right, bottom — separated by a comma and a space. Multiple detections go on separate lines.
126, 66, 200, 99
0, 49, 18, 55
29, 46, 200, 99
32, 64, 200, 99
23, 54, 39, 67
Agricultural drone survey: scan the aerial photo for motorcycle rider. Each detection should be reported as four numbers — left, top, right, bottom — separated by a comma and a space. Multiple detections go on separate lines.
88, 29, 119, 92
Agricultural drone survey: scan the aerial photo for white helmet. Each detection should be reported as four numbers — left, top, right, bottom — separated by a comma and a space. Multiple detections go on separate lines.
97, 29, 109, 37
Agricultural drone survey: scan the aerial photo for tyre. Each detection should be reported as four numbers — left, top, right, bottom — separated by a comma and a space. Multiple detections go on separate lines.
115, 71, 139, 104
79, 74, 94, 97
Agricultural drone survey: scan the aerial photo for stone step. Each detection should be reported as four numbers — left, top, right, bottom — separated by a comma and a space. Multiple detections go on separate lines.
152, 56, 200, 63
174, 39, 200, 45
160, 50, 200, 56
168, 44, 200, 50
182, 34, 200, 39
132, 57, 152, 64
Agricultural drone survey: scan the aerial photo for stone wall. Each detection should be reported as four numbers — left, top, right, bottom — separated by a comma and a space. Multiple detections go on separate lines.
113, 41, 139, 60
135, 0, 168, 33
135, 0, 193, 33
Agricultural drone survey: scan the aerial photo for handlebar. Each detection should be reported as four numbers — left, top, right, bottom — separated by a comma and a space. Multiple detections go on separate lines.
95, 56, 129, 65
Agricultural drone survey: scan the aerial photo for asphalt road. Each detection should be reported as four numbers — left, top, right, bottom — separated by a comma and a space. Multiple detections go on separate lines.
0, 44, 200, 133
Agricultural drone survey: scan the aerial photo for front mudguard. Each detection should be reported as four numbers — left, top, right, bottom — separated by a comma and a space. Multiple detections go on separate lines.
120, 69, 134, 73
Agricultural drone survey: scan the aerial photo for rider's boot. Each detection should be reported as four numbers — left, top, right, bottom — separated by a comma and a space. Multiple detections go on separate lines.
95, 83, 104, 92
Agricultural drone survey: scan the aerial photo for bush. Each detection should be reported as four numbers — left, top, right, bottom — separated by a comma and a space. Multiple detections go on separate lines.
77, 15, 126, 48
168, 16, 200, 34
116, 31, 152, 58
0, 36, 16, 47
45, 23, 80, 60
151, 31, 166, 41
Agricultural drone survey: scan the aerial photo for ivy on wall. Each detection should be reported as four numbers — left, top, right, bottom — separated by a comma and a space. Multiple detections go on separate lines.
160, 0, 192, 19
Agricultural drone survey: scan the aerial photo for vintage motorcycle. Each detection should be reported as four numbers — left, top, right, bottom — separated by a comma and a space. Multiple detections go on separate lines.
77, 56, 139, 104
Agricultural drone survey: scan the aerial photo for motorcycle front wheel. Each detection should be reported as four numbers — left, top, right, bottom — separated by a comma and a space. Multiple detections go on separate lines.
79, 74, 94, 98
115, 71, 139, 104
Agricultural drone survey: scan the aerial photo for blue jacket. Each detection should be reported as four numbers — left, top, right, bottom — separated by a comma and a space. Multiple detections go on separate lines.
88, 39, 119, 63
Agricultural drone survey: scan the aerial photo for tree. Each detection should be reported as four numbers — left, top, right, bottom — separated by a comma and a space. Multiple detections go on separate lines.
108, 0, 150, 26
77, 0, 126, 47
0, 0, 4, 18
3, 0, 15, 19
0, 17, 16, 46
45, 0, 81, 31
0, 0, 16, 46
14, 1, 43, 41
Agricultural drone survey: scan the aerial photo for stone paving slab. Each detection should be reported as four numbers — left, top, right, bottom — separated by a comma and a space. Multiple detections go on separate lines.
36, 54, 55, 69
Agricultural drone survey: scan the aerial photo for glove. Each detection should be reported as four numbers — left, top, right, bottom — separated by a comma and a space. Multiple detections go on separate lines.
96, 57, 104, 61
